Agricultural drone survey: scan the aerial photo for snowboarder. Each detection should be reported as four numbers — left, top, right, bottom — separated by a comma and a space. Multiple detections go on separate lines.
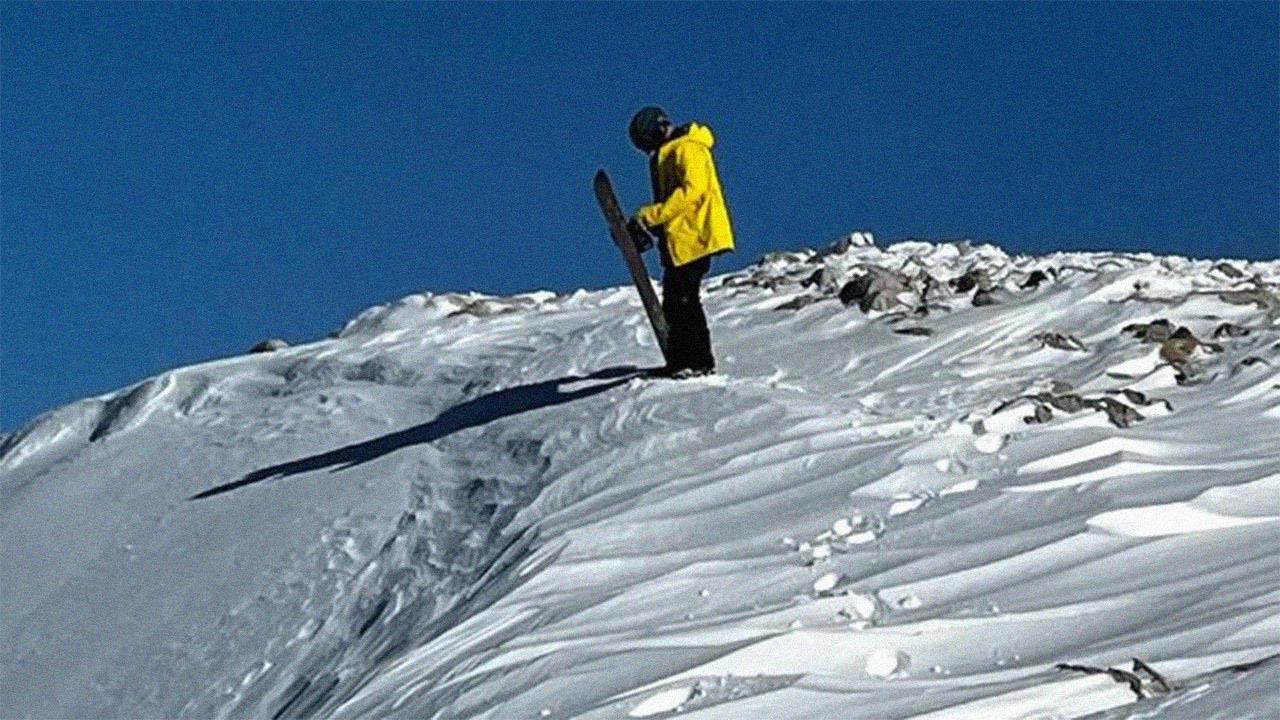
627, 106, 735, 378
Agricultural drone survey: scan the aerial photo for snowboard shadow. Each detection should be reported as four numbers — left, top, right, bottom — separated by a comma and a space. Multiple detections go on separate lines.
189, 365, 640, 500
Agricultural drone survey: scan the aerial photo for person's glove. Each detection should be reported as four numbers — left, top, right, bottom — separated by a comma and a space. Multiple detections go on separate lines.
627, 216, 654, 253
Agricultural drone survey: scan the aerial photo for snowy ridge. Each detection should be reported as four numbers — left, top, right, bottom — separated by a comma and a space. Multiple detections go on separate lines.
2, 238, 1278, 719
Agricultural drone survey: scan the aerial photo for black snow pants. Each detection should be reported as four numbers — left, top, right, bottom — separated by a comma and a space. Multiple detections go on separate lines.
661, 255, 714, 372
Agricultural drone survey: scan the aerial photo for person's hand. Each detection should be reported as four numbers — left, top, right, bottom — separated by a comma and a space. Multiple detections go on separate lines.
626, 216, 654, 253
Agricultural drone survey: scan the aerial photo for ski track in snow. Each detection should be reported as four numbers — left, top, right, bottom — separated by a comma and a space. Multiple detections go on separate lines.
2, 242, 1279, 719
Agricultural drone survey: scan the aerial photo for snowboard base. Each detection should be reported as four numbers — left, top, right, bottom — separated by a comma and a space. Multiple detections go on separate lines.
593, 170, 670, 363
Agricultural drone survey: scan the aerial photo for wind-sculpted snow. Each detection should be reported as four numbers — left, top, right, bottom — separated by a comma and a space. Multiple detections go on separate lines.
2, 238, 1278, 719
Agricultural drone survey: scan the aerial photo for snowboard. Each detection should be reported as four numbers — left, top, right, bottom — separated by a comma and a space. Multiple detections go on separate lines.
593, 169, 671, 362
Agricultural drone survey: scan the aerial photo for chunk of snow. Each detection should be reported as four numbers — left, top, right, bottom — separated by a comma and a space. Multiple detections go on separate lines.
973, 433, 1005, 454
865, 649, 910, 679
941, 479, 978, 495
897, 593, 923, 609
831, 517, 855, 536
889, 497, 925, 516
845, 530, 878, 545
813, 572, 840, 594
846, 593, 878, 620
628, 686, 694, 717
1019, 437, 1168, 474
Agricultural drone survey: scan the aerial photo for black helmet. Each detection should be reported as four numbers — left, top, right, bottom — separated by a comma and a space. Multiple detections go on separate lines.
628, 106, 671, 152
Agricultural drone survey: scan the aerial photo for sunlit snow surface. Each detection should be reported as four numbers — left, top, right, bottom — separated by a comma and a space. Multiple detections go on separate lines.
3, 240, 1278, 719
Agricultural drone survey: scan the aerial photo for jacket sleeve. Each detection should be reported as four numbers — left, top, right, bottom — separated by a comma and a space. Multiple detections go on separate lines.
638, 143, 710, 228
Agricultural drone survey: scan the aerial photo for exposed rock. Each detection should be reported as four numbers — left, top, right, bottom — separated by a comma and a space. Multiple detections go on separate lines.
838, 275, 873, 306
1033, 332, 1088, 352
1043, 392, 1088, 413
1122, 318, 1178, 343
1213, 262, 1245, 279
448, 299, 518, 318
774, 295, 823, 312
1229, 356, 1273, 378
1218, 287, 1280, 319
800, 267, 843, 293
1159, 327, 1215, 367
1213, 322, 1250, 339
250, 338, 289, 353
1107, 388, 1173, 411
1024, 403, 1053, 425
831, 231, 876, 253
1154, 326, 1226, 384
1044, 376, 1075, 392
721, 271, 790, 292
972, 288, 1001, 307
893, 326, 934, 337
1020, 269, 1054, 289
997, 390, 1147, 429
1132, 657, 1175, 695
839, 266, 909, 313
915, 272, 944, 300
1056, 658, 1173, 700
1088, 397, 1144, 428
950, 267, 994, 294
898, 271, 949, 317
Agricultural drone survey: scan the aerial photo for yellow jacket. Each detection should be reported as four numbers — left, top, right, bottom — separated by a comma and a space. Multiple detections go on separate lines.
637, 123, 735, 267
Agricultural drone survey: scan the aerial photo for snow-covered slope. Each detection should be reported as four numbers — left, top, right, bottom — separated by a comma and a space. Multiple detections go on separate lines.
3, 238, 1278, 719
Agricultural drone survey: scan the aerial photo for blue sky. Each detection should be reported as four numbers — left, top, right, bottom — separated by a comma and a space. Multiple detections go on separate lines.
3, 2, 1277, 431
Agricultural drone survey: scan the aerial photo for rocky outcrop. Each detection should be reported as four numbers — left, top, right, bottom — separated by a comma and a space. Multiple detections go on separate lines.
838, 266, 911, 313
250, 338, 290, 353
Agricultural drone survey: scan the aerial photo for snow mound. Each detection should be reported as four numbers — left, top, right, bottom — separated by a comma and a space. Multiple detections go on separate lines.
3, 238, 1279, 719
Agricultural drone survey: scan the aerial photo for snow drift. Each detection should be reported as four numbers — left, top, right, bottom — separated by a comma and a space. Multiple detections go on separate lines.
2, 237, 1278, 719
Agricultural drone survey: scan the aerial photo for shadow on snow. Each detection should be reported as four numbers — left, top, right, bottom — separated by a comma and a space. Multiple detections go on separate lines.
189, 365, 640, 500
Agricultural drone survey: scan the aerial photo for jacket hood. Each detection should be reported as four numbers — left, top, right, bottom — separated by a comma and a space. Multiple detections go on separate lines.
669, 122, 715, 150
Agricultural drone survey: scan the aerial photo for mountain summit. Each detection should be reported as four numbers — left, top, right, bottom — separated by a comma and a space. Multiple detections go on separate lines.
3, 238, 1278, 719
